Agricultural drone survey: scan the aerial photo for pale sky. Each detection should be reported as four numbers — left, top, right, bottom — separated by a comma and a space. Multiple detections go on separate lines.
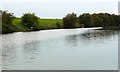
0, 0, 120, 18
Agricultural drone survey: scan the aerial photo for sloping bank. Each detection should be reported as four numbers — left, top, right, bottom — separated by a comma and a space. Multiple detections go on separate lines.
2, 18, 63, 34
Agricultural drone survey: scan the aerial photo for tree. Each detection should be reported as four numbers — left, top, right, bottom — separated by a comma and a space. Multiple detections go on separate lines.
63, 13, 78, 28
2, 11, 16, 33
92, 14, 103, 27
21, 13, 39, 31
79, 13, 94, 27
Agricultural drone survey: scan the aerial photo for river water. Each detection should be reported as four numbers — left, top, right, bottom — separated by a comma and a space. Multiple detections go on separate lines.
0, 27, 119, 70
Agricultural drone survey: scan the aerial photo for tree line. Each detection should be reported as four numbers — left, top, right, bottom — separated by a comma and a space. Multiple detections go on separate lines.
63, 13, 120, 29
1, 11, 120, 34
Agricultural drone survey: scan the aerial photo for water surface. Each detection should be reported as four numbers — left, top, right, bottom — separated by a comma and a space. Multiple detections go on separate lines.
1, 28, 118, 70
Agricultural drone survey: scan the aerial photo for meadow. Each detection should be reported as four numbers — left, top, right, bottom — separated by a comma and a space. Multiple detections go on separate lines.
12, 18, 63, 32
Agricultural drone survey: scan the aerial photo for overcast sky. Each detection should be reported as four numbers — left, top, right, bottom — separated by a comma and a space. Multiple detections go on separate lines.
0, 0, 120, 18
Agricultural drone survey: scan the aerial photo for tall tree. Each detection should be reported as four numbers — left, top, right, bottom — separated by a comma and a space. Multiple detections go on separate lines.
21, 13, 39, 31
2, 11, 15, 33
63, 13, 78, 28
79, 13, 94, 27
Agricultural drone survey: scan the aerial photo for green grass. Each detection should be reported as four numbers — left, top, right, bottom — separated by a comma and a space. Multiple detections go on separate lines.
12, 18, 63, 32
12, 18, 31, 32
39, 19, 63, 25
12, 18, 21, 25
38, 19, 63, 29
13, 18, 63, 25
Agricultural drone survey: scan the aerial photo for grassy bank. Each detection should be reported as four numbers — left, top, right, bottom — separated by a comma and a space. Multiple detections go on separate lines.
11, 18, 63, 33
39, 19, 63, 29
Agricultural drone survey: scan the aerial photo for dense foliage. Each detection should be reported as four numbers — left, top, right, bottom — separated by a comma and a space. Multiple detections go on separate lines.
2, 11, 16, 33
79, 13, 94, 27
63, 13, 78, 28
63, 13, 120, 29
21, 13, 40, 31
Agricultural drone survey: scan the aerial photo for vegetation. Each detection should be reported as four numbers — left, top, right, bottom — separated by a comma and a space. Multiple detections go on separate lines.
39, 19, 63, 29
63, 13, 78, 28
1, 11, 63, 34
63, 13, 120, 29
21, 13, 39, 31
79, 13, 94, 27
1, 11, 120, 34
2, 11, 17, 33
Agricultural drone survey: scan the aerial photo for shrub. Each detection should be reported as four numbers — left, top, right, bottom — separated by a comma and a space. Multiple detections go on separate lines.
2, 11, 16, 33
21, 13, 39, 31
63, 13, 78, 28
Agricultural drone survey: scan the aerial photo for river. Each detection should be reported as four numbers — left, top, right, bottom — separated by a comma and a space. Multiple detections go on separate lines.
0, 27, 118, 70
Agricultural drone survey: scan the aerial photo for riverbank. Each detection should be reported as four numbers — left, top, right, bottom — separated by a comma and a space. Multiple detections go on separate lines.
13, 18, 63, 29
2, 11, 120, 34
2, 27, 103, 35
2, 17, 120, 34
2, 18, 63, 34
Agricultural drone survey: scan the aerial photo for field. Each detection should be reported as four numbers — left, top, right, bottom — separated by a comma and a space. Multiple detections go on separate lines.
12, 18, 63, 32
38, 19, 63, 29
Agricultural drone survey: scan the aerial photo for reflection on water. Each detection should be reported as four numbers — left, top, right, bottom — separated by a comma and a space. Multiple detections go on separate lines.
23, 41, 41, 62
1, 28, 119, 70
65, 35, 78, 47
80, 30, 119, 39
65, 30, 119, 46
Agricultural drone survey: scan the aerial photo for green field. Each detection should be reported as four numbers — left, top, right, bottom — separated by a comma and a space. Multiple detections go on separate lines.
12, 18, 63, 32
39, 19, 63, 29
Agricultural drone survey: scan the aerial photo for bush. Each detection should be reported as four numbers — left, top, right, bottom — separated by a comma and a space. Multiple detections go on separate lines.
21, 13, 39, 31
63, 13, 78, 28
2, 11, 15, 34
